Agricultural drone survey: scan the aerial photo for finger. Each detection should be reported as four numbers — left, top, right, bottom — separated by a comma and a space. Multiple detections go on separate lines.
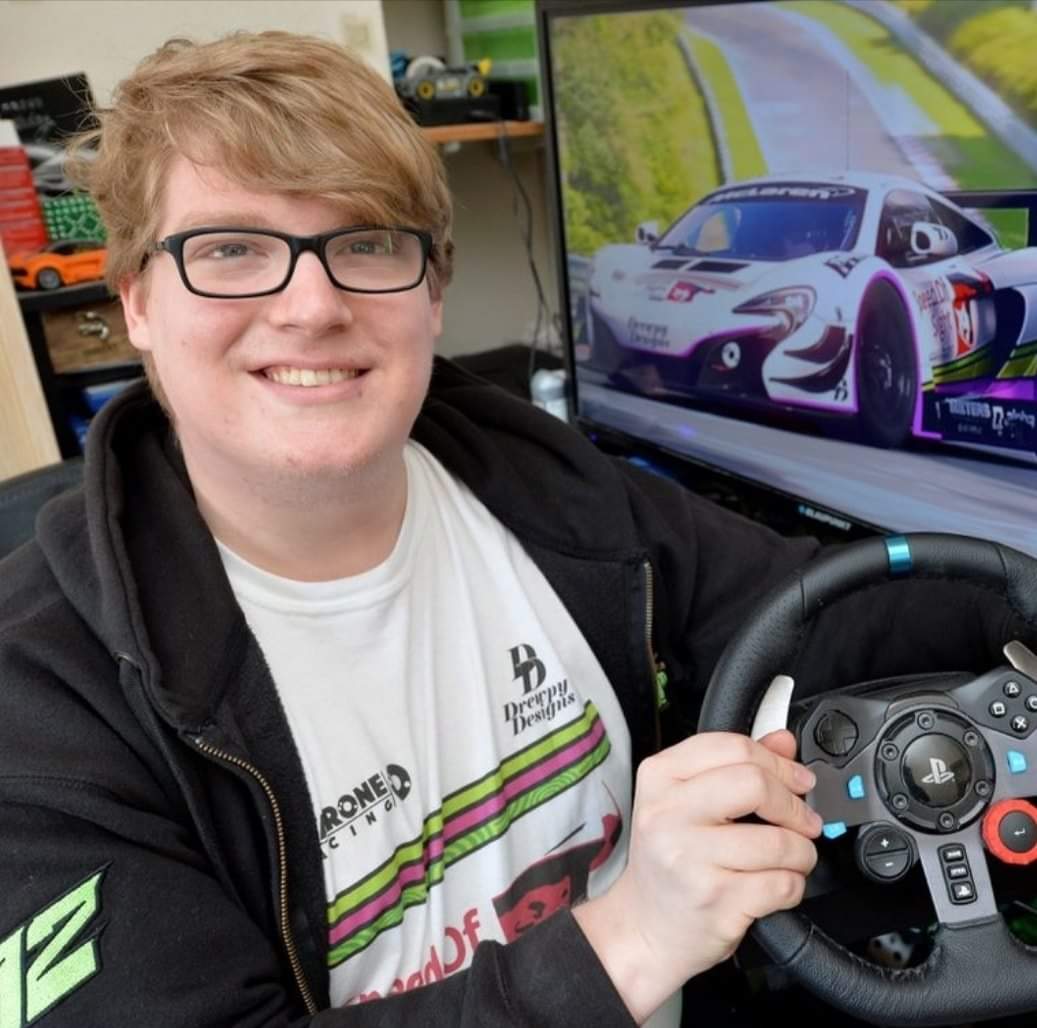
734, 868, 808, 921
640, 732, 815, 795
690, 823, 818, 875
757, 729, 797, 761
676, 762, 822, 837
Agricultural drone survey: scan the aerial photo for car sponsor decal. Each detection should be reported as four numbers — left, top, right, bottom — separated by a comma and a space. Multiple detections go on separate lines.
706, 183, 860, 204
947, 271, 993, 358
824, 254, 864, 279
626, 317, 669, 349
914, 278, 956, 360
930, 394, 1037, 450
665, 281, 714, 304
0, 867, 107, 1026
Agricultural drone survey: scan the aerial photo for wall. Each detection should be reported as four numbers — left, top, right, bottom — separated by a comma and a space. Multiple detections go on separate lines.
0, 0, 390, 96
0, 0, 558, 360
439, 140, 558, 357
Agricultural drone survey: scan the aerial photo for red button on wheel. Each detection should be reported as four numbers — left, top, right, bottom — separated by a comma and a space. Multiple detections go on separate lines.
982, 799, 1037, 865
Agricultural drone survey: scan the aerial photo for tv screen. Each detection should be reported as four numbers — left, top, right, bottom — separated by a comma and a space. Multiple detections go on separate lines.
538, 0, 1037, 554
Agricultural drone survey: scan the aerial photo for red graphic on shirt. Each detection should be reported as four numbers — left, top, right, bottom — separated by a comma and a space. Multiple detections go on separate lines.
492, 812, 622, 942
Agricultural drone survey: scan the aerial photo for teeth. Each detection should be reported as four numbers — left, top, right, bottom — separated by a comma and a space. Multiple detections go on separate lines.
264, 366, 360, 387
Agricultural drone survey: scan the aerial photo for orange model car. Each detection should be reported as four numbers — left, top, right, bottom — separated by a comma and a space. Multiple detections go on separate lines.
8, 239, 107, 290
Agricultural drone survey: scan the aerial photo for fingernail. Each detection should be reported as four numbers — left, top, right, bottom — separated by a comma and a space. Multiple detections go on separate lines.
796, 765, 816, 790
809, 810, 824, 833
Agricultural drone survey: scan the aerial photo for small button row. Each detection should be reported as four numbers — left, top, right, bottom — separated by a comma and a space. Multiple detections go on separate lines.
987, 701, 1031, 734
940, 844, 975, 904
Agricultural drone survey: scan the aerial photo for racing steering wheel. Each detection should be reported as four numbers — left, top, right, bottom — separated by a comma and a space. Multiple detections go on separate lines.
698, 532, 1037, 1027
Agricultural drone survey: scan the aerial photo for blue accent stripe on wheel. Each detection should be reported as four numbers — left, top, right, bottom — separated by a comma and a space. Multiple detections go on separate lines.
885, 536, 912, 576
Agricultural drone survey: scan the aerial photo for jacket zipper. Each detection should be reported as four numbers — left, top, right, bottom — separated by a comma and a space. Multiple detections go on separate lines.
191, 735, 318, 1016
642, 560, 668, 749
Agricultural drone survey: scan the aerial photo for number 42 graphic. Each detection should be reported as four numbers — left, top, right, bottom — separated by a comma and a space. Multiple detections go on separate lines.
0, 867, 106, 1028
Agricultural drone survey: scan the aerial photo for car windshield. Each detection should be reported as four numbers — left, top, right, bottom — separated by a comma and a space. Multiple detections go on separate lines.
657, 188, 866, 261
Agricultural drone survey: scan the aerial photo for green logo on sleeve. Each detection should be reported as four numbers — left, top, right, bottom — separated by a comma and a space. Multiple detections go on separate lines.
0, 867, 107, 1027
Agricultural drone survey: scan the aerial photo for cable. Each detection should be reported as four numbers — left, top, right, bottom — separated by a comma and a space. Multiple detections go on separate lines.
490, 118, 557, 384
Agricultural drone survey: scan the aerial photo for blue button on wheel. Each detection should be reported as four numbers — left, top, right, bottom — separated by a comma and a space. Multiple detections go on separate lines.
823, 821, 848, 840
847, 774, 865, 800
1008, 751, 1028, 774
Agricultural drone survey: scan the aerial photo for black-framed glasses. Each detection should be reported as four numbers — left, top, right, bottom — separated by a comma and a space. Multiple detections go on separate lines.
152, 225, 433, 298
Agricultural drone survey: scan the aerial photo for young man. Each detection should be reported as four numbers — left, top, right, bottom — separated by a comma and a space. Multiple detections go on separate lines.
0, 32, 1012, 1028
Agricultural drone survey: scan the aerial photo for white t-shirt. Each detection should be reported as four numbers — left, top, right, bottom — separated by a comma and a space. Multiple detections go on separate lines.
219, 441, 680, 1026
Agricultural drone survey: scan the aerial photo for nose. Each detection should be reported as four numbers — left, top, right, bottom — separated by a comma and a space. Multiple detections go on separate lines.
266, 251, 353, 335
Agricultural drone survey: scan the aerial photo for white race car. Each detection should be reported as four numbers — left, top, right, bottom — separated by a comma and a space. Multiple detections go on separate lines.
584, 172, 1037, 456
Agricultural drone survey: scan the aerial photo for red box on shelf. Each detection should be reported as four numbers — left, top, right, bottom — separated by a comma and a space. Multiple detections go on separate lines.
0, 143, 47, 261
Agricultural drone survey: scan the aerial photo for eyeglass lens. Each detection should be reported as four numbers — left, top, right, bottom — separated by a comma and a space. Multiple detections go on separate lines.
180, 228, 425, 295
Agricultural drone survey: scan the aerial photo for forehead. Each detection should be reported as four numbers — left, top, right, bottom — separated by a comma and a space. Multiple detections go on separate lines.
157, 156, 359, 235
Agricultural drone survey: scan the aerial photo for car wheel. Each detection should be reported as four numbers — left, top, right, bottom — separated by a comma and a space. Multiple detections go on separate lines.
855, 279, 916, 448
36, 267, 63, 290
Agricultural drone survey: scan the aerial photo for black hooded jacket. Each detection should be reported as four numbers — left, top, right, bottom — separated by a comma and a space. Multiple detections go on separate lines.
0, 358, 1022, 1026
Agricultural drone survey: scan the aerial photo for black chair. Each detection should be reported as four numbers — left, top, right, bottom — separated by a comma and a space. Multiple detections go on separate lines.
0, 458, 84, 561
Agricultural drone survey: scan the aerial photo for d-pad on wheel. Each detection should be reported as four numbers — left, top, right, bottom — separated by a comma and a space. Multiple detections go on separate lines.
875, 709, 995, 833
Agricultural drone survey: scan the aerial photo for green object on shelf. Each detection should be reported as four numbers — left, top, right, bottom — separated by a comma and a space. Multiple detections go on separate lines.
456, 0, 540, 115
42, 193, 106, 243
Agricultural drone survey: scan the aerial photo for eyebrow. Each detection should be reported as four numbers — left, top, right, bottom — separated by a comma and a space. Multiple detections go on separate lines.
167, 211, 293, 234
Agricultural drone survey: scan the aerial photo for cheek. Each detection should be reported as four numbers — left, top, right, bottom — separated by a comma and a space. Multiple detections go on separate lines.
152, 300, 253, 363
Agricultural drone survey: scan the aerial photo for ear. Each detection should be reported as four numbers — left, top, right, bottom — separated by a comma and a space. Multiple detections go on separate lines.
429, 296, 444, 340
119, 273, 153, 352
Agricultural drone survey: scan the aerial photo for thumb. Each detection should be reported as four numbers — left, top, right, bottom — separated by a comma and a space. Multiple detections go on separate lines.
757, 728, 798, 761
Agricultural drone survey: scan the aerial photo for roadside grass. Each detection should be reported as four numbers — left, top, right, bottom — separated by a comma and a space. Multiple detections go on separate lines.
784, 0, 1035, 248
682, 27, 768, 183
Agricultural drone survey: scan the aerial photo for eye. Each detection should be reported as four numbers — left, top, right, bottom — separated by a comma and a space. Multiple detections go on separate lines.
330, 232, 396, 259
184, 234, 278, 264
210, 242, 249, 259
204, 241, 256, 260
351, 237, 392, 256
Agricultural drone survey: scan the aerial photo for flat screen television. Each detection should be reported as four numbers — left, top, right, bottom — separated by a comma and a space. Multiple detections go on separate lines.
536, 0, 1037, 555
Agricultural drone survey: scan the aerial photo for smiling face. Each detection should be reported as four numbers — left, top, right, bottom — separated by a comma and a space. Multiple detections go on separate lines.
121, 157, 442, 497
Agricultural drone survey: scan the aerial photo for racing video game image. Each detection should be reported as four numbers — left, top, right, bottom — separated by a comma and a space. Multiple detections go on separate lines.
552, 0, 1037, 464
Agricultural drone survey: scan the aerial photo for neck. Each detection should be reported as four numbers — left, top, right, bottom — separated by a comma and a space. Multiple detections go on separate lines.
184, 448, 409, 581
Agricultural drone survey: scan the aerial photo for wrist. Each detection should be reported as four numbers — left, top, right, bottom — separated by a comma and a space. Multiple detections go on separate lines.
571, 885, 681, 1025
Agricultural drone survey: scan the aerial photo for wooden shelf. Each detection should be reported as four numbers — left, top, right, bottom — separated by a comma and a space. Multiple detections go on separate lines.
18, 280, 110, 315
420, 120, 543, 145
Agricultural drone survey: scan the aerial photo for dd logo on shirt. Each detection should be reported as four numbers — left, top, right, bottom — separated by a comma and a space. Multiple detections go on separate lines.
509, 644, 546, 695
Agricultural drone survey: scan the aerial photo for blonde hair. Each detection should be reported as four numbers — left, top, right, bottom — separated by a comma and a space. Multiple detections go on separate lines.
68, 31, 455, 296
